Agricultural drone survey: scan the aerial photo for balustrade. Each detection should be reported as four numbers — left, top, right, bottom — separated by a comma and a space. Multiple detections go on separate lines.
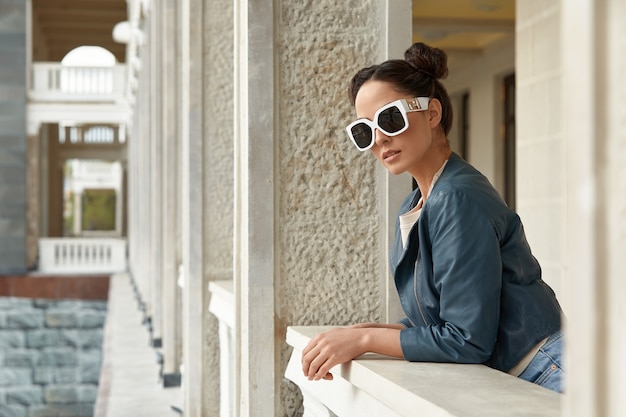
30, 63, 127, 102
208, 280, 235, 417
285, 326, 561, 417
38, 238, 127, 274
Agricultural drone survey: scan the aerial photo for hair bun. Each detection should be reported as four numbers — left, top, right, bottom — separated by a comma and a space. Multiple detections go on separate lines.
404, 42, 449, 80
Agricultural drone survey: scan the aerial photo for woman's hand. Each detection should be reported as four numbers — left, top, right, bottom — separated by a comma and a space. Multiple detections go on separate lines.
301, 327, 367, 381
301, 325, 404, 381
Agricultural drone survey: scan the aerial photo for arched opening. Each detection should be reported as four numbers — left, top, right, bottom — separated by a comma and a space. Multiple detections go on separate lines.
60, 46, 117, 94
62, 46, 116, 67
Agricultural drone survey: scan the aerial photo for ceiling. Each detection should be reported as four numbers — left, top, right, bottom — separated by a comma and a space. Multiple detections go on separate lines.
31, 0, 127, 63
412, 0, 515, 66
29, 0, 514, 65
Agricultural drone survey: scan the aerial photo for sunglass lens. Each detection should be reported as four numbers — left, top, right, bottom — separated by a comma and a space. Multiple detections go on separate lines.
350, 123, 373, 149
378, 106, 405, 134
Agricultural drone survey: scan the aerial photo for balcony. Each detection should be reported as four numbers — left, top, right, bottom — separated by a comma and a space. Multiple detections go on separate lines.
207, 281, 561, 417
38, 238, 127, 274
285, 326, 561, 417
27, 63, 131, 134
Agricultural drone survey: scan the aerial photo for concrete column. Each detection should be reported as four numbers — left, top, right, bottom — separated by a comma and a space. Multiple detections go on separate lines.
72, 191, 82, 236
160, 0, 182, 386
120, 161, 127, 237
561, 0, 626, 416
378, 0, 414, 324
233, 1, 275, 415
600, 2, 626, 413
148, 2, 164, 346
562, 0, 599, 411
26, 133, 40, 268
0, 0, 27, 273
518, 0, 626, 415
273, 1, 396, 414
179, 0, 219, 413
200, 0, 234, 415
39, 128, 49, 240
46, 126, 64, 238
131, 15, 153, 308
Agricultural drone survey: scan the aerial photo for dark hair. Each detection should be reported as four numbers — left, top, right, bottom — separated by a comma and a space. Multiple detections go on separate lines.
348, 42, 453, 135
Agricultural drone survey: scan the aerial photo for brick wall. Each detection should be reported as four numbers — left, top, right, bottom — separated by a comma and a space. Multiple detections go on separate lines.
0, 297, 107, 417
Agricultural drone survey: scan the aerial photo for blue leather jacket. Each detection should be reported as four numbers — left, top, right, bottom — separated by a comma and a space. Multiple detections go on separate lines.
391, 153, 562, 372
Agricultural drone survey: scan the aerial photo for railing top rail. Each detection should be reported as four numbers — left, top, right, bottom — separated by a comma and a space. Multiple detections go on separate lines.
39, 237, 127, 244
286, 326, 561, 417
32, 62, 127, 69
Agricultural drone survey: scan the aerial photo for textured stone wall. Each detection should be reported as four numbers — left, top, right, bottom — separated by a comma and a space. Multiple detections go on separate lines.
276, 1, 384, 415
0, 0, 27, 274
202, 0, 234, 414
0, 298, 106, 417
204, 0, 233, 282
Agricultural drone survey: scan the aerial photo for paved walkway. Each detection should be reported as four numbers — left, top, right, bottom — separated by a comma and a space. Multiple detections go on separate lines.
95, 273, 182, 417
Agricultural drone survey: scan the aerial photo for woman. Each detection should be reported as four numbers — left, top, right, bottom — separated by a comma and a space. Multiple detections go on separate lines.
301, 42, 564, 393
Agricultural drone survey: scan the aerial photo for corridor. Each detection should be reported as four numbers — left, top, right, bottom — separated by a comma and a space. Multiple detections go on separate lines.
94, 274, 181, 417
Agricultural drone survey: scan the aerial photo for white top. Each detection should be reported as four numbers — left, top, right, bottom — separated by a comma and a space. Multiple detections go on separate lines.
399, 160, 448, 247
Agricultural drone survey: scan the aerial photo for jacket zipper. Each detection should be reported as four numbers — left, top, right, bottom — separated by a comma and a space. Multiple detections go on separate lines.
413, 259, 430, 326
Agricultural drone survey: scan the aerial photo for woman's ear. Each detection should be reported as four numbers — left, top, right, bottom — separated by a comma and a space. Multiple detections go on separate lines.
428, 98, 443, 129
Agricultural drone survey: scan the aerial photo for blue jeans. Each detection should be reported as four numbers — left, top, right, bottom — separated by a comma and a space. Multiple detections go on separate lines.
518, 331, 564, 393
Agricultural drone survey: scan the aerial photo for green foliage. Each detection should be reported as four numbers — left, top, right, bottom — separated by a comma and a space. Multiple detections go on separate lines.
82, 189, 116, 231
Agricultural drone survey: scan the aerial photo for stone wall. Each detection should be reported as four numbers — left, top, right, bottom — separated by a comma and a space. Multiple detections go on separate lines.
0, 297, 107, 417
276, 1, 385, 415
201, 0, 234, 414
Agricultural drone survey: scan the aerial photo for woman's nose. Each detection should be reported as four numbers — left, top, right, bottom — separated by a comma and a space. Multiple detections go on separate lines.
374, 128, 390, 147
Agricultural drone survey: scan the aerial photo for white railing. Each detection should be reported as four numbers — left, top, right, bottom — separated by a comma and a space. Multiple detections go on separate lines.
208, 280, 235, 417
30, 63, 127, 103
285, 326, 561, 417
38, 238, 127, 274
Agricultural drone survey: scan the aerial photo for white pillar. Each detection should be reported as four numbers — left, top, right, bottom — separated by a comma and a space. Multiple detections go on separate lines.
379, 0, 414, 324
562, 0, 626, 416
127, 0, 154, 310
180, 0, 220, 413
602, 3, 626, 414
26, 133, 40, 267
160, 0, 181, 384
115, 162, 124, 237
73, 191, 82, 236
233, 0, 276, 415
148, 2, 163, 346
562, 0, 600, 415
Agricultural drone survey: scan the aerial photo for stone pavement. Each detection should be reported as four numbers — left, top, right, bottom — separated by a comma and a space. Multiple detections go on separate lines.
94, 273, 182, 417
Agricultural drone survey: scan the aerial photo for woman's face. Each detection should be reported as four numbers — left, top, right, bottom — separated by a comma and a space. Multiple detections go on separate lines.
354, 80, 441, 177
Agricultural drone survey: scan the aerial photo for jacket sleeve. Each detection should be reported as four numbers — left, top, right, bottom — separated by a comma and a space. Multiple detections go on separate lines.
399, 189, 502, 364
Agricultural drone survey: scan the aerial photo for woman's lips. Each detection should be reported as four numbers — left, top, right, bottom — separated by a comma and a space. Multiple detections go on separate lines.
382, 150, 400, 162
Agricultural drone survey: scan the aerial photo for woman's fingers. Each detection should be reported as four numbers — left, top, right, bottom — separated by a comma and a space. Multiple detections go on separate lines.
301, 341, 318, 376
302, 336, 336, 380
303, 346, 330, 380
301, 327, 364, 381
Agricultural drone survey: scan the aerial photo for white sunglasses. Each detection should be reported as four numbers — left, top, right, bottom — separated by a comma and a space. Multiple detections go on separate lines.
345, 97, 430, 151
